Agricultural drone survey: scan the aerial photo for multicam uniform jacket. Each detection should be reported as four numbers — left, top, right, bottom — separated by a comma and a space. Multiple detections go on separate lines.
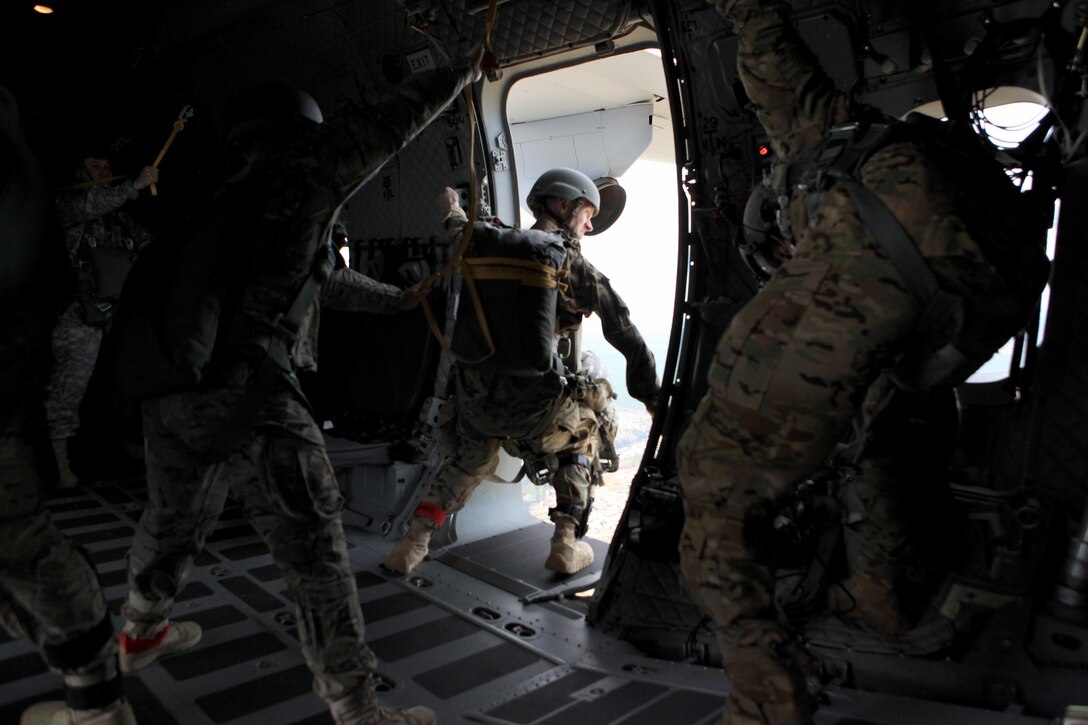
675, 0, 1022, 721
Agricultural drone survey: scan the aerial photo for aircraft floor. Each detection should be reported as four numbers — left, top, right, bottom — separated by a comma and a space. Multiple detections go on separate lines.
0, 480, 728, 725
0, 480, 1056, 724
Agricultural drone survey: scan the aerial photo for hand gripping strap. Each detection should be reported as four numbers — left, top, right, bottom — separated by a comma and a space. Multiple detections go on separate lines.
414, 501, 448, 528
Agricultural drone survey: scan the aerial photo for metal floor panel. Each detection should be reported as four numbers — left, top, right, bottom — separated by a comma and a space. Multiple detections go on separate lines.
0, 482, 1057, 724
0, 481, 728, 724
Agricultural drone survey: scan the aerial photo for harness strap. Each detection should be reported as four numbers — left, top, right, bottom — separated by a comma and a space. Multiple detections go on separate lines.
549, 502, 584, 521
418, 0, 501, 366
830, 173, 940, 308
556, 452, 593, 470
461, 257, 569, 290
797, 120, 961, 336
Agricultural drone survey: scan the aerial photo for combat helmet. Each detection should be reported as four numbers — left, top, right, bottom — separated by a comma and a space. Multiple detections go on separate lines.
526, 167, 601, 215
222, 81, 323, 143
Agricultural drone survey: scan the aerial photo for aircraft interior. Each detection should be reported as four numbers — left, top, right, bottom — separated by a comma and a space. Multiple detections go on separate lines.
1, 0, 1086, 722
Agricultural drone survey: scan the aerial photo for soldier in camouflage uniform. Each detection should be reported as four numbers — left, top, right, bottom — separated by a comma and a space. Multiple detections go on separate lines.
46, 155, 158, 486
1, 85, 137, 725
676, 0, 1024, 722
116, 55, 482, 725
385, 169, 659, 577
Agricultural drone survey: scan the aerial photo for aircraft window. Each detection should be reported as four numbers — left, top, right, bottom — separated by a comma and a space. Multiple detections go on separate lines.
506, 50, 675, 540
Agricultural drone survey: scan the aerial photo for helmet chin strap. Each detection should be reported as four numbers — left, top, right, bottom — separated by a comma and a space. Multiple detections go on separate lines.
545, 197, 580, 234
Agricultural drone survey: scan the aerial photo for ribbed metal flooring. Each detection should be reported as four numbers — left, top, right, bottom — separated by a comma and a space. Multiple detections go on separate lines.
1, 481, 1058, 724
0, 481, 728, 724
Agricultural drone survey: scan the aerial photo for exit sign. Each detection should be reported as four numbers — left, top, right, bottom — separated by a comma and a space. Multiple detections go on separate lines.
406, 47, 436, 74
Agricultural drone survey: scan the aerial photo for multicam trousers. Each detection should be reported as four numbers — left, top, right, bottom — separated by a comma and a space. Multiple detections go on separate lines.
125, 382, 376, 701
422, 367, 599, 522
677, 5, 1006, 721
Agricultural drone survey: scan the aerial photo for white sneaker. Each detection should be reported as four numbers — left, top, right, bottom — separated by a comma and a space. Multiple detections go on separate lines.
21, 701, 137, 725
118, 621, 202, 673
330, 690, 435, 725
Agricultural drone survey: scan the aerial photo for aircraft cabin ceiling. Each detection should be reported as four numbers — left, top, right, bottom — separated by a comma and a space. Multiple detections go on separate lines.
1, 0, 654, 178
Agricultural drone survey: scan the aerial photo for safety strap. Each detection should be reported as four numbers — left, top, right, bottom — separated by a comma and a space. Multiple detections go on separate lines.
794, 121, 960, 337
556, 452, 593, 470
418, 0, 502, 367
550, 498, 594, 538
149, 105, 194, 197
829, 173, 939, 308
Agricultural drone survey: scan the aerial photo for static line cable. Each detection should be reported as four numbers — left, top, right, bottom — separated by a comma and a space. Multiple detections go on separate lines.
417, 0, 506, 366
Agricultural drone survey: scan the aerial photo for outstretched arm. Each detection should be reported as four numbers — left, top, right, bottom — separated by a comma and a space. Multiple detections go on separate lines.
594, 268, 660, 410
710, 0, 850, 160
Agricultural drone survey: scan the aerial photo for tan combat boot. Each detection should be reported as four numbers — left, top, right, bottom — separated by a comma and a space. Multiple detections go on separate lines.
51, 438, 79, 487
328, 687, 435, 725
722, 646, 813, 725
545, 516, 594, 574
383, 517, 434, 576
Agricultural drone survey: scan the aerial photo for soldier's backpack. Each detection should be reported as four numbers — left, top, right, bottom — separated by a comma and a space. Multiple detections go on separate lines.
100, 184, 335, 405
448, 220, 568, 375
784, 112, 1052, 391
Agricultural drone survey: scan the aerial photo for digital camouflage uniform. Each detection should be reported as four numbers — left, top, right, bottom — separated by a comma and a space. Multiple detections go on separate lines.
1, 83, 121, 714
0, 313, 110, 660
416, 208, 658, 532
46, 180, 153, 440
122, 64, 473, 703
676, 0, 1011, 721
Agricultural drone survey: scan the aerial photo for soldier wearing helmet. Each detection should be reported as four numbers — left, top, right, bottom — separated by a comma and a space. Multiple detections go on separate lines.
677, 1, 1047, 723
109, 50, 485, 725
385, 167, 659, 578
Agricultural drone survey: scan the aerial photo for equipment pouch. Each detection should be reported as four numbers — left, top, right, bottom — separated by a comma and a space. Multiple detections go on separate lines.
77, 298, 113, 327
89, 247, 136, 301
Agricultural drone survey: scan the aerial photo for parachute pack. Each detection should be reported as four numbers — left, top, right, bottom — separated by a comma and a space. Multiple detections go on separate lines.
100, 184, 334, 405
783, 112, 1053, 391
99, 189, 254, 402
448, 220, 568, 376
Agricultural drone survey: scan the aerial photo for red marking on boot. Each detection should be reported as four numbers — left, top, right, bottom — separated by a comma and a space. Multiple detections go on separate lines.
120, 625, 169, 654
414, 501, 447, 527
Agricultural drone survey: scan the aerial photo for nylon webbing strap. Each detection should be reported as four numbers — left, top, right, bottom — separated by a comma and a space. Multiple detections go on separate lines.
557, 452, 593, 470
831, 173, 939, 308
461, 257, 567, 290
418, 0, 501, 366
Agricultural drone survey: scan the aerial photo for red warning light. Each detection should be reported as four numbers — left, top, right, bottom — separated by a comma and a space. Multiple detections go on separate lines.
758, 144, 770, 157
